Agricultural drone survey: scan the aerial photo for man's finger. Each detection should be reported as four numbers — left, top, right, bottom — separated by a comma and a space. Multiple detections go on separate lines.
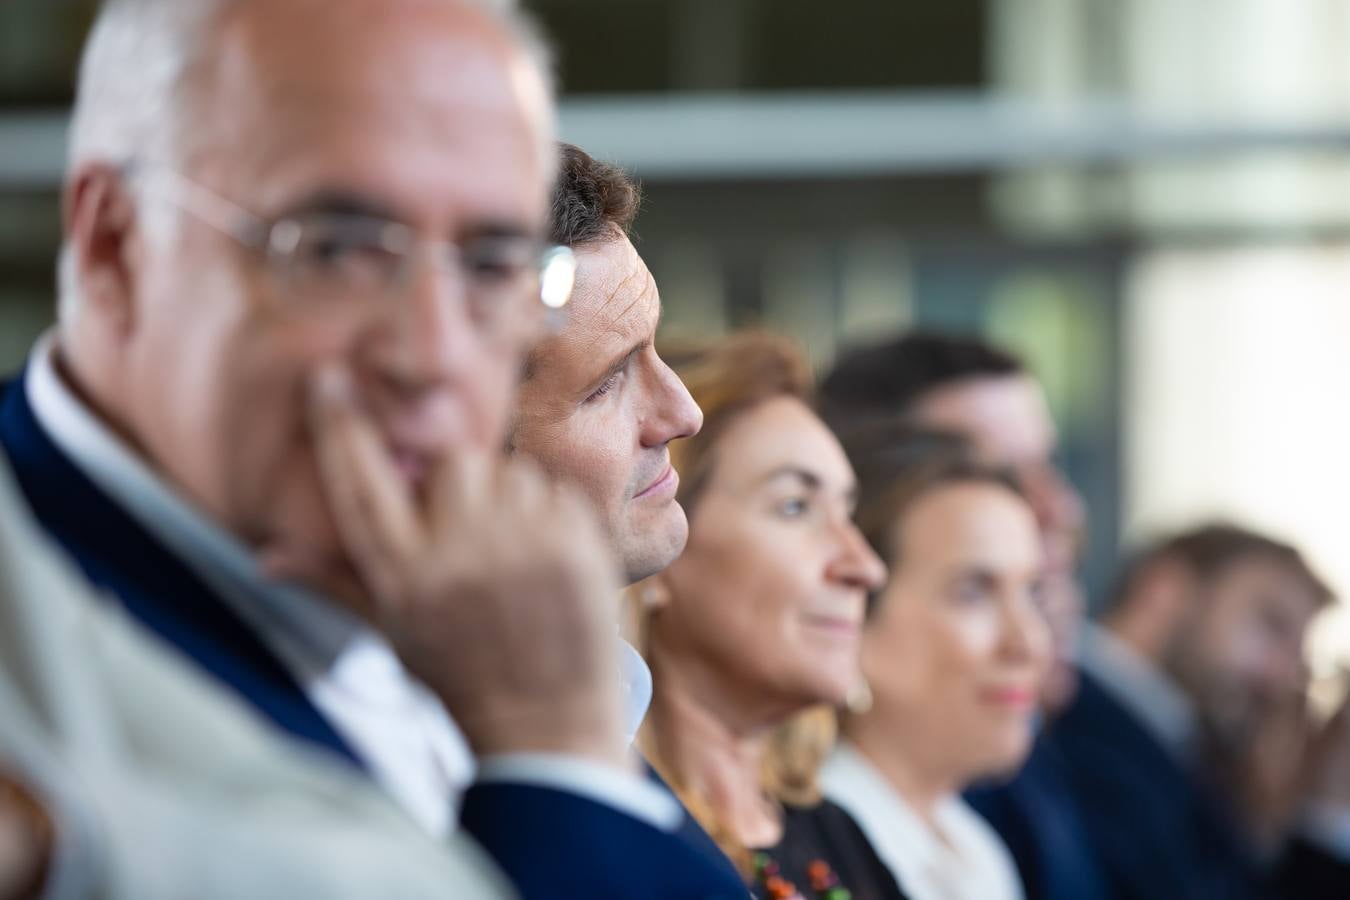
429, 442, 493, 535
308, 363, 422, 597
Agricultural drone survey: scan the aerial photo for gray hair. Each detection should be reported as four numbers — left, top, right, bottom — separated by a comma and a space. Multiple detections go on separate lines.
59, 0, 555, 316
68, 0, 223, 172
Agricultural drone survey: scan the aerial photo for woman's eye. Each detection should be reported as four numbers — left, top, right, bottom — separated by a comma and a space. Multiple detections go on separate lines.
955, 578, 991, 605
776, 496, 809, 518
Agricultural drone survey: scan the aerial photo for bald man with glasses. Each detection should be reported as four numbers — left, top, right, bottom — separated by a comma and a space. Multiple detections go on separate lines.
0, 0, 746, 896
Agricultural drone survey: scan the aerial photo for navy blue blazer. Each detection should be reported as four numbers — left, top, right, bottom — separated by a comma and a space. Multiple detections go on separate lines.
1050, 669, 1349, 900
966, 733, 1113, 900
0, 370, 748, 899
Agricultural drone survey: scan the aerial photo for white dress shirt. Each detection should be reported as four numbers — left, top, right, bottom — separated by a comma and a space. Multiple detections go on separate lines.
822, 741, 1025, 900
24, 333, 679, 836
1080, 623, 1350, 861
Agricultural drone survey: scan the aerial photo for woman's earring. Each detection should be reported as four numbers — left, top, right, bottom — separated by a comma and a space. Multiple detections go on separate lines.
639, 582, 669, 610
846, 674, 873, 714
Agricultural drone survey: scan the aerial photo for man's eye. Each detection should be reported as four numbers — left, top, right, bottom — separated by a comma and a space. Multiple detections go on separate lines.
586, 371, 622, 403
464, 250, 519, 283
776, 496, 809, 518
465, 241, 531, 283
298, 235, 394, 272
305, 235, 354, 264
468, 259, 517, 282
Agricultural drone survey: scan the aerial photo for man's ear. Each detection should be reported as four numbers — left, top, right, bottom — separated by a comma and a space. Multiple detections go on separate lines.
1138, 558, 1195, 618
62, 163, 141, 337
1117, 557, 1198, 656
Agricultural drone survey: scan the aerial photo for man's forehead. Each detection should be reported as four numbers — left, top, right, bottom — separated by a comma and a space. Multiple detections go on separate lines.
197, 0, 549, 182
1219, 557, 1319, 602
519, 238, 656, 384
217, 0, 512, 89
565, 239, 659, 347
919, 375, 1057, 459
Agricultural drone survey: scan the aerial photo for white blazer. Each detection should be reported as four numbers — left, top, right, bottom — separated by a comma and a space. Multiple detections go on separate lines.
822, 741, 1025, 900
0, 453, 514, 900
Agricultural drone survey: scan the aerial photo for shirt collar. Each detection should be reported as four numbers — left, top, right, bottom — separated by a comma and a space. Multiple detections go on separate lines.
25, 332, 365, 673
618, 638, 652, 743
824, 741, 943, 872
1078, 623, 1198, 760
823, 741, 1008, 895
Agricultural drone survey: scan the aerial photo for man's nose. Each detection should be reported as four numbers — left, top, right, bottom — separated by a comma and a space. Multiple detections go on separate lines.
638, 358, 703, 449
1025, 465, 1085, 562
371, 262, 482, 397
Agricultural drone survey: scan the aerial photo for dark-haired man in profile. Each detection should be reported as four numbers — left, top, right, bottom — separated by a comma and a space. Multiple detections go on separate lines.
507, 144, 752, 883
510, 144, 702, 587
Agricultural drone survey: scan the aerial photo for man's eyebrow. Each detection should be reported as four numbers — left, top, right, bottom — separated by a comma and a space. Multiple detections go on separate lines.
270, 189, 401, 222
586, 340, 647, 394
268, 194, 537, 242
459, 220, 537, 242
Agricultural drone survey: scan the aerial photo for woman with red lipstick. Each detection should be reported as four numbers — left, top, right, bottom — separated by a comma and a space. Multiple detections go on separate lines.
820, 424, 1050, 900
631, 332, 909, 900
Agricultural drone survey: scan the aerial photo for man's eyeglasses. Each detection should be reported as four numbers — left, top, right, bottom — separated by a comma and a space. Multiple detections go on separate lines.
130, 166, 576, 331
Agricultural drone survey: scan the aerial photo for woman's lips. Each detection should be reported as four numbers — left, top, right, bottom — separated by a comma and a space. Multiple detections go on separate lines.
801, 614, 861, 637
980, 685, 1038, 709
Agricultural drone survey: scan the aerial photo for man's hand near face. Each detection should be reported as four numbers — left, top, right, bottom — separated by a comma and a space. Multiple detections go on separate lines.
294, 365, 629, 770
1305, 694, 1350, 811
0, 773, 50, 900
1221, 682, 1316, 851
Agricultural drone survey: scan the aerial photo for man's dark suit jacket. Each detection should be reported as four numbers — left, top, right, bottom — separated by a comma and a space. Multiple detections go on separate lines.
1050, 668, 1349, 900
0, 369, 747, 900
966, 733, 1113, 900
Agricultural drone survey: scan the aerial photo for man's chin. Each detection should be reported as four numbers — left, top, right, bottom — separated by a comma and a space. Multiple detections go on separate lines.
619, 508, 689, 586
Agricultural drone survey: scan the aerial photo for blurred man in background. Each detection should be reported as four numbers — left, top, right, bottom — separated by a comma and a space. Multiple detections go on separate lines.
1059, 523, 1350, 899
821, 332, 1108, 900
